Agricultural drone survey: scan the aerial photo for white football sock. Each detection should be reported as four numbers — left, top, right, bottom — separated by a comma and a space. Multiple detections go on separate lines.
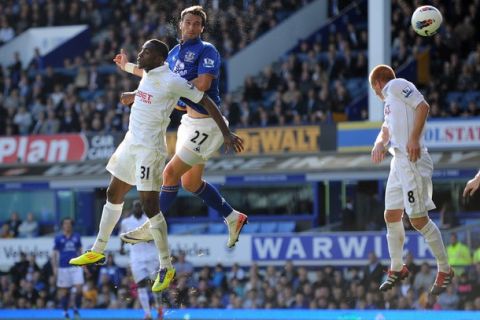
386, 221, 405, 271
138, 287, 151, 317
418, 219, 449, 273
92, 201, 123, 253
149, 212, 173, 269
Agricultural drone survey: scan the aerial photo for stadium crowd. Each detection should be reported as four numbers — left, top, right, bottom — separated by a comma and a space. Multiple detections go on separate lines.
1, 0, 479, 137
1, 248, 480, 311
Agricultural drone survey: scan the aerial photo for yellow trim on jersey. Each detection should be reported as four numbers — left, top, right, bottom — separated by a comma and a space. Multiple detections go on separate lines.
338, 146, 372, 152
338, 121, 383, 130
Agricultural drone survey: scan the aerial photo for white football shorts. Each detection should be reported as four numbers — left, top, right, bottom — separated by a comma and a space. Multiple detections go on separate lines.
385, 149, 436, 217
175, 114, 228, 166
56, 267, 84, 288
131, 258, 160, 283
106, 131, 166, 191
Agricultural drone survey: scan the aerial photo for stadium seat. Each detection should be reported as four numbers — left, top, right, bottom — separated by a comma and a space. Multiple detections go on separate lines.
277, 221, 296, 233
243, 222, 260, 234
169, 223, 208, 235
259, 222, 278, 233
208, 223, 227, 234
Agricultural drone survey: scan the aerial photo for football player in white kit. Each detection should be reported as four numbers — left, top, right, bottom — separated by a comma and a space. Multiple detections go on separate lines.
120, 200, 162, 320
69, 39, 244, 294
369, 64, 453, 295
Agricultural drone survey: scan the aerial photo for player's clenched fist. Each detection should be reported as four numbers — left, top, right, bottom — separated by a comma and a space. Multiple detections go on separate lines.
463, 172, 480, 197
223, 132, 244, 153
371, 142, 386, 164
120, 91, 136, 106
113, 48, 128, 70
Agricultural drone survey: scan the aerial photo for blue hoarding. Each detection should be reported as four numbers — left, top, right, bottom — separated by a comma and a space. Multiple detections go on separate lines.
252, 233, 435, 265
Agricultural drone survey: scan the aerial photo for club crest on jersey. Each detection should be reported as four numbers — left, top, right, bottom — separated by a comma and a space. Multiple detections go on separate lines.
186, 82, 194, 90
184, 51, 196, 62
402, 86, 413, 98
203, 58, 215, 68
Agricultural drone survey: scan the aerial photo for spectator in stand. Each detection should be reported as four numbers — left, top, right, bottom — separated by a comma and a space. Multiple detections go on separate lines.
413, 262, 436, 292
362, 252, 384, 286
6, 212, 22, 238
18, 212, 39, 238
447, 232, 472, 275
0, 224, 13, 238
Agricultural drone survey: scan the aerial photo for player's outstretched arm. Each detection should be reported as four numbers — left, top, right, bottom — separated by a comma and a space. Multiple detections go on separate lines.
113, 49, 144, 78
463, 171, 480, 197
198, 94, 244, 153
407, 101, 429, 162
371, 122, 389, 164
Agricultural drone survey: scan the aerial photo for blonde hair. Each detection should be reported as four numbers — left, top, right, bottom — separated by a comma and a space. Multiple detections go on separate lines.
369, 64, 396, 86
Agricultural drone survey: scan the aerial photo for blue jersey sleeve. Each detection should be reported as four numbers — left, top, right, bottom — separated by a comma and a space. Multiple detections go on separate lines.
198, 45, 220, 78
75, 234, 82, 250
53, 235, 60, 251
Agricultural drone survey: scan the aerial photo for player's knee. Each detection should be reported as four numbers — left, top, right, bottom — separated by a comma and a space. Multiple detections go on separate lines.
384, 210, 403, 223
181, 177, 203, 193
409, 216, 429, 230
163, 164, 178, 184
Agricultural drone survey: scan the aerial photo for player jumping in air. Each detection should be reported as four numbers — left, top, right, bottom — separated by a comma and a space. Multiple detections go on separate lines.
369, 64, 453, 295
116, 5, 248, 249
70, 39, 243, 294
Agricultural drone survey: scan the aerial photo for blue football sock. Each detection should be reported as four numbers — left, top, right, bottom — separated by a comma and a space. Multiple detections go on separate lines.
194, 181, 233, 217
60, 294, 69, 311
160, 185, 179, 213
74, 292, 82, 310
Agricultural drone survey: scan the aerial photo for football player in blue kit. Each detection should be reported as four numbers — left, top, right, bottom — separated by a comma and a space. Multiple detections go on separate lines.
53, 218, 83, 320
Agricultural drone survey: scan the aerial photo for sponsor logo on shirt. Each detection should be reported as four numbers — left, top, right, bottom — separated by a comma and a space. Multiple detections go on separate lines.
402, 86, 413, 98
184, 51, 196, 62
173, 60, 185, 73
136, 90, 153, 104
203, 58, 215, 68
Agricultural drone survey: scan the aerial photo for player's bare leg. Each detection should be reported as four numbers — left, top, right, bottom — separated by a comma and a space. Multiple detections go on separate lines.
410, 215, 452, 295
70, 176, 131, 266
139, 191, 175, 293
379, 209, 409, 292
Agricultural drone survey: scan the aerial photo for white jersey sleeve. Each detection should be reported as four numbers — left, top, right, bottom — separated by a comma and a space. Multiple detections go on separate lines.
388, 78, 425, 109
168, 75, 204, 104
120, 219, 127, 234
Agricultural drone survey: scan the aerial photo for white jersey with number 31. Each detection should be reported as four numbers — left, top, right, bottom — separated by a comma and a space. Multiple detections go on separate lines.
128, 63, 204, 150
382, 78, 426, 154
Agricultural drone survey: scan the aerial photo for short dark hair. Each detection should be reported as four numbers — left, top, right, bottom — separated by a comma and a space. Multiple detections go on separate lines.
148, 39, 169, 60
181, 5, 207, 26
